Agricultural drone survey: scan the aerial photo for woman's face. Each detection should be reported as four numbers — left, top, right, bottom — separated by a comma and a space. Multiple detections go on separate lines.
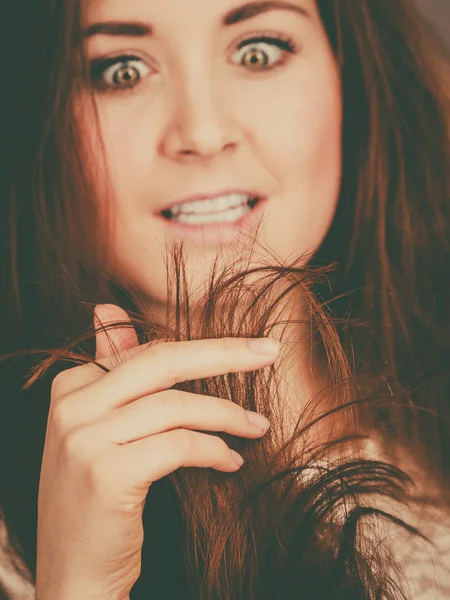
80, 0, 342, 315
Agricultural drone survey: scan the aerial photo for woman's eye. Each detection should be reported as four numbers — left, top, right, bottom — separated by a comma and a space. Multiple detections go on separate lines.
231, 35, 296, 71
88, 35, 297, 94
89, 55, 151, 91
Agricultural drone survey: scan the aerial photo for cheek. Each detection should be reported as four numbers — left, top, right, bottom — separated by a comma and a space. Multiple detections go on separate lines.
76, 96, 149, 206
93, 99, 161, 204
245, 61, 342, 185
240, 58, 342, 254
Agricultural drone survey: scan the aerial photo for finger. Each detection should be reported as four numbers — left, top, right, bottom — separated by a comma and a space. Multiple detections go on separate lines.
90, 389, 271, 444
50, 338, 171, 407
99, 429, 245, 495
94, 304, 139, 361
86, 336, 280, 411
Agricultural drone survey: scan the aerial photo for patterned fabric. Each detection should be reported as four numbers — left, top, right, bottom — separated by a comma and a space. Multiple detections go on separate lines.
2, 503, 450, 598
1, 444, 450, 599
0, 515, 34, 600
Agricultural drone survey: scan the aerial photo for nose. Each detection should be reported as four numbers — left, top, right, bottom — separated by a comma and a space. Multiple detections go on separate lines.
160, 71, 241, 162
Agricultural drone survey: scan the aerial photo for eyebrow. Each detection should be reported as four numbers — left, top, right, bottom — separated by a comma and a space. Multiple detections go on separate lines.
81, 1, 310, 39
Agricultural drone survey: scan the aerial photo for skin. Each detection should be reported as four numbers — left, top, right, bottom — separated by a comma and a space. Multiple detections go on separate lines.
36, 307, 280, 599
35, 5, 449, 598
80, 0, 342, 320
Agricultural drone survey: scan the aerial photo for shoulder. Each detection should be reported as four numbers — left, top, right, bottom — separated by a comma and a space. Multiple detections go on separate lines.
380, 503, 450, 599
360, 440, 450, 599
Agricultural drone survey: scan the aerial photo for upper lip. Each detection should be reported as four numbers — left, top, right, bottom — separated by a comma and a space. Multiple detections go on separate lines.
155, 189, 265, 214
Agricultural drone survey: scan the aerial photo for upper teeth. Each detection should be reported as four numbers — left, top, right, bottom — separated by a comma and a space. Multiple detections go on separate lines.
170, 193, 251, 216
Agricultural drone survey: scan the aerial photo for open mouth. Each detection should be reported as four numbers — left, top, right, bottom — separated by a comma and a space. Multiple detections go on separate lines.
160, 194, 261, 226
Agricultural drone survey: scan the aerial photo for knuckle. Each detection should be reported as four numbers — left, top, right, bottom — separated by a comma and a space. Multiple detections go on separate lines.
50, 370, 71, 400
149, 343, 179, 380
162, 429, 232, 470
60, 427, 88, 458
164, 389, 188, 409
150, 341, 176, 363
169, 429, 229, 466
60, 427, 105, 484
50, 363, 100, 403
221, 398, 241, 420
216, 436, 231, 456
221, 337, 238, 352
210, 437, 232, 467
119, 344, 142, 363
48, 401, 73, 435
48, 388, 87, 435
212, 396, 244, 425
171, 429, 197, 457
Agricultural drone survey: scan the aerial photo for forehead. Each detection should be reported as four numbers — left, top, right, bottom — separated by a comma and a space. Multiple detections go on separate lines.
82, 0, 316, 29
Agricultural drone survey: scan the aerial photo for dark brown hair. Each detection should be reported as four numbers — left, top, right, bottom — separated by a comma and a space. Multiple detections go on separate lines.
1, 1, 450, 598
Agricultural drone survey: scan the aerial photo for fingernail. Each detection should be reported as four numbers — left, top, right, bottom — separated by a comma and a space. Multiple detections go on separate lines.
247, 411, 270, 431
248, 338, 280, 356
230, 450, 245, 467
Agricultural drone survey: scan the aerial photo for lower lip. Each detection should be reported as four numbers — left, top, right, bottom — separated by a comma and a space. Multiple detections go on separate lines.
155, 198, 267, 247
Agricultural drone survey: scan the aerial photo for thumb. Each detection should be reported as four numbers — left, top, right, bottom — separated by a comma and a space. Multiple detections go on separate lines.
94, 303, 140, 361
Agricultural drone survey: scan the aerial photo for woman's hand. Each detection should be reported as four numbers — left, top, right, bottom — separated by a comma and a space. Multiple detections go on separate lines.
35, 304, 278, 600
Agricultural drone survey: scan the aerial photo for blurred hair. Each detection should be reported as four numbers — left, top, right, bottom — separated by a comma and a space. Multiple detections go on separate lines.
0, 1, 449, 598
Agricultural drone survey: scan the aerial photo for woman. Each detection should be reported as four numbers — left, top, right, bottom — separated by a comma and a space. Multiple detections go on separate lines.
1, 0, 450, 598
